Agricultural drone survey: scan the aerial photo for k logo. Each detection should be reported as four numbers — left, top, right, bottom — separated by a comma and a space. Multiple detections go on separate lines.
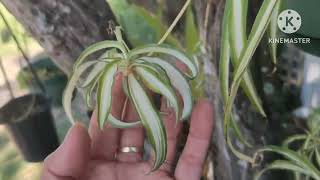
277, 9, 302, 34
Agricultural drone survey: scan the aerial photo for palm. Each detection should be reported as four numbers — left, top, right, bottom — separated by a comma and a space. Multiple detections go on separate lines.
42, 77, 213, 180
83, 161, 172, 180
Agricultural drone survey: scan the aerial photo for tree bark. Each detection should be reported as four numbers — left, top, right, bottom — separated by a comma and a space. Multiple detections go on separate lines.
1, 0, 117, 74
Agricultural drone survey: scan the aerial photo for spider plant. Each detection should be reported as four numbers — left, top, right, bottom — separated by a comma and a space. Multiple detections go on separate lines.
255, 110, 320, 180
219, 0, 281, 162
63, 0, 195, 172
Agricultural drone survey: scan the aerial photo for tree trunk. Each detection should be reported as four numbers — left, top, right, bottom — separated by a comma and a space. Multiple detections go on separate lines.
1, 0, 117, 74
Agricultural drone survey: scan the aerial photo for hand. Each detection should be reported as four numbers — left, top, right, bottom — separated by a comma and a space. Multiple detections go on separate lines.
42, 75, 214, 180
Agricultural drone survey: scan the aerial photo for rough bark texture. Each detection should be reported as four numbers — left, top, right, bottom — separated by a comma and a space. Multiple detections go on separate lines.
1, 0, 117, 74
193, 1, 234, 179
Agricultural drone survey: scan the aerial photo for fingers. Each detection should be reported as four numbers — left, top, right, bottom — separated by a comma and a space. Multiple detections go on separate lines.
89, 74, 123, 161
42, 123, 91, 180
117, 101, 144, 162
175, 100, 214, 180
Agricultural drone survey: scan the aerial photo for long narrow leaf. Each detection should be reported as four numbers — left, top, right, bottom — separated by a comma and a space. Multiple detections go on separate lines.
108, 114, 141, 128
97, 61, 119, 129
254, 160, 314, 180
134, 66, 180, 120
74, 40, 127, 69
220, 0, 251, 147
63, 61, 97, 124
128, 74, 167, 171
229, 0, 265, 116
140, 57, 193, 120
282, 134, 307, 147
129, 45, 198, 78
258, 146, 320, 178
81, 61, 107, 88
224, 0, 278, 137
268, 0, 281, 65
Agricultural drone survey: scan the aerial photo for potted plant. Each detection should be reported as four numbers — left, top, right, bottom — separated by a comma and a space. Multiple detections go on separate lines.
17, 55, 68, 106
0, 94, 59, 162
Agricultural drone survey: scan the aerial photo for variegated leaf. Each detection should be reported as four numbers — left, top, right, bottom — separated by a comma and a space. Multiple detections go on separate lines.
140, 57, 192, 120
129, 44, 197, 79
254, 160, 314, 180
128, 74, 167, 171
134, 65, 180, 120
229, 0, 265, 116
225, 0, 278, 137
97, 61, 119, 129
63, 61, 97, 124
74, 40, 127, 69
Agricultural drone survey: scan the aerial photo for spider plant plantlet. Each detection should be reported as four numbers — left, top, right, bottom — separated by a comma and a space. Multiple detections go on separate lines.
63, 26, 198, 171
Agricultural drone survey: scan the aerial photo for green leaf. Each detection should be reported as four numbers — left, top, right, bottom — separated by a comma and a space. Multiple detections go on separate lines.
108, 114, 141, 128
268, 0, 282, 65
315, 149, 320, 168
97, 61, 119, 129
129, 44, 198, 78
107, 0, 181, 48
282, 135, 307, 147
74, 40, 127, 69
140, 57, 193, 120
85, 74, 100, 109
220, 0, 251, 147
219, 0, 231, 102
128, 74, 167, 171
254, 160, 313, 180
258, 146, 320, 178
81, 61, 107, 88
185, 7, 200, 54
224, 0, 278, 138
63, 61, 97, 124
229, 0, 265, 116
134, 66, 180, 121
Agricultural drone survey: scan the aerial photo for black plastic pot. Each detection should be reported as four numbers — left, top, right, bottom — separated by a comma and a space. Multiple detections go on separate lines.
0, 94, 59, 162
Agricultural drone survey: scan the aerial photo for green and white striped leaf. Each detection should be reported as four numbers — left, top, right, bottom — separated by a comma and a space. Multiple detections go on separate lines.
229, 0, 265, 116
74, 40, 127, 69
63, 61, 97, 124
108, 114, 141, 128
220, 0, 251, 147
140, 57, 193, 120
268, 0, 281, 65
85, 75, 100, 109
129, 44, 198, 78
134, 66, 180, 120
258, 146, 320, 177
282, 134, 307, 147
81, 61, 107, 88
254, 160, 314, 180
97, 61, 119, 129
224, 0, 278, 137
128, 74, 167, 171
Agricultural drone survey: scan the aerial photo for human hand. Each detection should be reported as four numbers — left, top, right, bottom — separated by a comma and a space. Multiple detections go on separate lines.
42, 75, 214, 180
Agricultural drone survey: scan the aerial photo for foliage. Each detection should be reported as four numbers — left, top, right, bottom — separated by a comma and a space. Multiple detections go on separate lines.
219, 0, 281, 162
255, 109, 320, 179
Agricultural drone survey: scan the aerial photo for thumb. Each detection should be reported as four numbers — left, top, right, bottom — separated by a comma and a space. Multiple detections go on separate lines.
42, 123, 91, 180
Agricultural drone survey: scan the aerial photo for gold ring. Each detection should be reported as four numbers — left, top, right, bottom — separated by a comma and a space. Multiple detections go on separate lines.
119, 147, 141, 153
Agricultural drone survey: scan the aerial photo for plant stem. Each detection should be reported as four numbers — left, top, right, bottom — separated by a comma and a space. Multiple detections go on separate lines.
0, 58, 14, 99
157, 0, 191, 45
0, 8, 46, 94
